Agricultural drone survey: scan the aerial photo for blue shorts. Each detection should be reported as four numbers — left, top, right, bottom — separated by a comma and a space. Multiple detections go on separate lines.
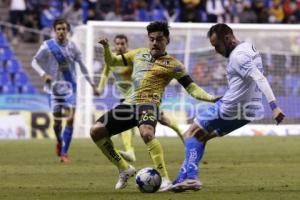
194, 101, 250, 136
48, 93, 76, 113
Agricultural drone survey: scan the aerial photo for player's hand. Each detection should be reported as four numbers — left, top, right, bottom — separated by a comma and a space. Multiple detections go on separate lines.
212, 96, 222, 103
92, 85, 100, 96
43, 74, 52, 84
98, 38, 109, 46
272, 107, 285, 125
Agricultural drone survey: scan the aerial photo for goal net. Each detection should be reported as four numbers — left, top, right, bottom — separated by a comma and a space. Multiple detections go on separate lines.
72, 22, 300, 137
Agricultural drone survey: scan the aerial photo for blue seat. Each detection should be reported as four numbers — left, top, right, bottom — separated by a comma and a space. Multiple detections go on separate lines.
0, 73, 10, 85
0, 40, 8, 48
6, 59, 21, 73
2, 84, 18, 94
0, 65, 5, 73
0, 47, 14, 60
14, 72, 28, 86
0, 34, 8, 47
21, 84, 37, 94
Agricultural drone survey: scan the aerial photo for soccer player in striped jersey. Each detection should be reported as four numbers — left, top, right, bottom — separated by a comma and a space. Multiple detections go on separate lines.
171, 23, 285, 192
90, 21, 219, 191
31, 19, 99, 163
98, 34, 185, 162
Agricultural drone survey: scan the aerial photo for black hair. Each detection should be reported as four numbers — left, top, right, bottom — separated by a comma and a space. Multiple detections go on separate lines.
53, 18, 71, 31
207, 23, 233, 40
147, 21, 170, 38
114, 34, 128, 43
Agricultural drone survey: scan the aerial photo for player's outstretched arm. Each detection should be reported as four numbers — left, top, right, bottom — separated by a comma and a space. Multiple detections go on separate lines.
98, 38, 125, 67
174, 63, 217, 102
177, 74, 216, 102
98, 65, 110, 94
249, 68, 285, 124
185, 82, 218, 102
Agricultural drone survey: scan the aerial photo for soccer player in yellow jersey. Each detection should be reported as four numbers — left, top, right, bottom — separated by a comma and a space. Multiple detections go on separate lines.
98, 34, 185, 162
90, 21, 219, 191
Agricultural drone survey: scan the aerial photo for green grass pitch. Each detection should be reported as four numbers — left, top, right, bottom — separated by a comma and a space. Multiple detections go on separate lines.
0, 136, 299, 200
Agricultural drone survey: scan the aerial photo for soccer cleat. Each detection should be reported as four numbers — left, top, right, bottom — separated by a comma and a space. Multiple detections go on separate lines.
158, 177, 172, 192
172, 170, 187, 185
60, 154, 70, 163
56, 142, 62, 157
119, 150, 136, 162
171, 178, 202, 193
115, 165, 136, 189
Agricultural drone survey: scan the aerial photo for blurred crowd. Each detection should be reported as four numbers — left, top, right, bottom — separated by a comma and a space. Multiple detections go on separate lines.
3, 0, 300, 36
190, 53, 300, 96
1, 0, 300, 97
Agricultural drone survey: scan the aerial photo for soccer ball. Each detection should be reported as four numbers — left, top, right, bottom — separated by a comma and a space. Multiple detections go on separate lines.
135, 167, 162, 193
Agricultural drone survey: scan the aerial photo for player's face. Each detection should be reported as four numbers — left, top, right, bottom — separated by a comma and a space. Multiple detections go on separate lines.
54, 23, 68, 43
148, 32, 169, 58
114, 38, 128, 54
210, 33, 229, 58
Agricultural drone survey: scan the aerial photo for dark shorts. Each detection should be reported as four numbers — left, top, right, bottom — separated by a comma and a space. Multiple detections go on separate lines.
96, 103, 160, 136
194, 101, 250, 136
48, 93, 76, 114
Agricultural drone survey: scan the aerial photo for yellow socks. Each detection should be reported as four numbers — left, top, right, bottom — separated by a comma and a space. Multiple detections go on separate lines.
95, 137, 128, 170
146, 138, 169, 180
121, 129, 134, 152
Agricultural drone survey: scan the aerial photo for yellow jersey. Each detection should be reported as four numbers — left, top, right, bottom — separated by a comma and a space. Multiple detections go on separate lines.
104, 47, 189, 106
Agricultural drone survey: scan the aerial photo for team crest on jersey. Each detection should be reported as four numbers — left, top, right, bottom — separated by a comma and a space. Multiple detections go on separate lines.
142, 54, 151, 61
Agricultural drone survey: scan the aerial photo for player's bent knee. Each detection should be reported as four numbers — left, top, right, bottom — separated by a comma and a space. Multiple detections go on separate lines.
90, 122, 108, 141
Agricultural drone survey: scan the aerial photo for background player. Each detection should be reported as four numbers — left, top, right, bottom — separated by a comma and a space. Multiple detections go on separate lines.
91, 21, 219, 191
31, 18, 99, 163
98, 34, 185, 162
171, 23, 285, 192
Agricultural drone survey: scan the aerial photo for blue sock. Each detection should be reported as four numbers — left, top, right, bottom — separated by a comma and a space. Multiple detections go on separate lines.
174, 137, 197, 184
173, 159, 188, 184
185, 137, 205, 179
61, 126, 73, 155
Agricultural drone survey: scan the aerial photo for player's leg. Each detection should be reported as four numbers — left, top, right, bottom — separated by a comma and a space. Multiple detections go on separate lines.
49, 95, 63, 157
90, 104, 137, 189
59, 93, 77, 163
118, 98, 136, 162
60, 106, 75, 163
138, 104, 171, 191
172, 102, 220, 192
158, 111, 184, 143
119, 129, 136, 162
172, 103, 250, 192
171, 120, 216, 192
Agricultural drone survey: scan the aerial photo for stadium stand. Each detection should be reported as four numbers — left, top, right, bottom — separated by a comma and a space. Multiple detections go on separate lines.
0, 31, 36, 94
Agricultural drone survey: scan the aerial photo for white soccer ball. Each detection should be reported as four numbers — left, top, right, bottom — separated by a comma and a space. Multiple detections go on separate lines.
135, 167, 162, 193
